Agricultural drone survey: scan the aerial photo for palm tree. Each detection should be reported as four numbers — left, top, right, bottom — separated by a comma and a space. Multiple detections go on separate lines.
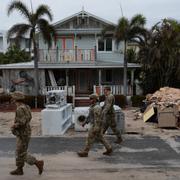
7, 0, 56, 99
102, 14, 146, 96
138, 19, 180, 93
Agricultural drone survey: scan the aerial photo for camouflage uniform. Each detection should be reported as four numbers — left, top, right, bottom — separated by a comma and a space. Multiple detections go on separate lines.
12, 104, 37, 168
77, 94, 112, 157
10, 91, 44, 175
102, 93, 122, 142
85, 103, 112, 151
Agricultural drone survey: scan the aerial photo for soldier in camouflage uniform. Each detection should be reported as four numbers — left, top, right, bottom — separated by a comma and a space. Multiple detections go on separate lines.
10, 91, 44, 175
77, 94, 112, 157
102, 86, 123, 144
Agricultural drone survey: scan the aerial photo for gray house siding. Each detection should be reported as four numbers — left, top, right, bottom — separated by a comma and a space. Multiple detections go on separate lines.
97, 52, 124, 62
76, 35, 96, 49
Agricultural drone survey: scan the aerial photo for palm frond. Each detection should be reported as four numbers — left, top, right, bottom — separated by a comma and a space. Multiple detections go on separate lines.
130, 14, 146, 27
7, 23, 30, 41
7, 0, 30, 20
37, 19, 56, 47
35, 5, 53, 22
115, 17, 129, 43
101, 25, 116, 37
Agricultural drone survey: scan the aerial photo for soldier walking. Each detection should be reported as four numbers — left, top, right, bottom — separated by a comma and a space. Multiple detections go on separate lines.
77, 94, 112, 157
102, 86, 123, 144
10, 91, 44, 175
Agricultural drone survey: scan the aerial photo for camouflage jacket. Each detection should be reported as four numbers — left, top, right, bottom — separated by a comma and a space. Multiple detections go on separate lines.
12, 104, 32, 137
102, 93, 115, 115
87, 103, 103, 131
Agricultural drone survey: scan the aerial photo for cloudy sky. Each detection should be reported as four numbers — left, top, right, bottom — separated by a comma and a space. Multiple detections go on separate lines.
0, 0, 180, 30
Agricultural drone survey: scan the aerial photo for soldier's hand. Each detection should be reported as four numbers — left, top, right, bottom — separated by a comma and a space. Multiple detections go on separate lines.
82, 123, 86, 127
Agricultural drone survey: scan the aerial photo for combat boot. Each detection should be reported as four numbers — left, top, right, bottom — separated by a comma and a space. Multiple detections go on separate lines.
10, 167, 23, 175
103, 148, 113, 156
77, 148, 89, 157
35, 160, 44, 175
114, 137, 123, 144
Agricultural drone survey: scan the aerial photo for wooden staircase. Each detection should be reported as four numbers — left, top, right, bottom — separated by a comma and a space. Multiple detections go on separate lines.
75, 97, 90, 107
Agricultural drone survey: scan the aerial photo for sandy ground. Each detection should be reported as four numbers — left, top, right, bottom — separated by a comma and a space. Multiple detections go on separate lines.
0, 107, 179, 139
1, 154, 180, 180
0, 108, 180, 180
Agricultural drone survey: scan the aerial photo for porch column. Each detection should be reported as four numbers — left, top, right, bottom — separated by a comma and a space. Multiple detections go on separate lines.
66, 69, 69, 87
94, 33, 97, 61
131, 69, 135, 95
98, 69, 102, 86
74, 33, 77, 61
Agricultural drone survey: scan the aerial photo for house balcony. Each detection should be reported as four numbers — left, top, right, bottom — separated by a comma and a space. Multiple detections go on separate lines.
38, 48, 96, 63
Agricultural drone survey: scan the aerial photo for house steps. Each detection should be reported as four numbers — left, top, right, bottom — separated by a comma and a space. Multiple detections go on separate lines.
75, 96, 90, 107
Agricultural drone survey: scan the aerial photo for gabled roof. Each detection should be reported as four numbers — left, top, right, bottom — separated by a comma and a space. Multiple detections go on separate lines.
53, 10, 116, 27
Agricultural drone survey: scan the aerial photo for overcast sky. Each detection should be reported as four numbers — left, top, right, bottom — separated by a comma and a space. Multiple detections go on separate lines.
0, 0, 180, 30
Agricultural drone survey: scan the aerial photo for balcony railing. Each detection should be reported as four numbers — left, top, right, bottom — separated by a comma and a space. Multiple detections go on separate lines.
38, 48, 95, 63
93, 85, 133, 96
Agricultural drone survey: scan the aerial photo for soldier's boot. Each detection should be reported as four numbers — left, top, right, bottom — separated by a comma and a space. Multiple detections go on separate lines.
35, 160, 44, 175
103, 148, 113, 156
77, 148, 89, 157
10, 167, 23, 175
114, 136, 123, 144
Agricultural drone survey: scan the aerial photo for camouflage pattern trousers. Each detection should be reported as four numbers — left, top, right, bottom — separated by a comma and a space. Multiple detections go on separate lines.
15, 136, 36, 168
103, 114, 121, 138
85, 128, 111, 151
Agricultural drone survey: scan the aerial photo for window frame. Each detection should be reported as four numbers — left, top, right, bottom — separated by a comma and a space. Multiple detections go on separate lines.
97, 37, 114, 53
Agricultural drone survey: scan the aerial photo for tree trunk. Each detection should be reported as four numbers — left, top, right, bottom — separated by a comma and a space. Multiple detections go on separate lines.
123, 40, 127, 96
33, 33, 39, 108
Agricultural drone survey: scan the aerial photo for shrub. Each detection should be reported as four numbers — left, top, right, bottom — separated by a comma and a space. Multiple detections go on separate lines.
131, 95, 146, 107
0, 94, 11, 104
114, 95, 126, 108
24, 95, 45, 108
0, 94, 45, 108
67, 95, 73, 104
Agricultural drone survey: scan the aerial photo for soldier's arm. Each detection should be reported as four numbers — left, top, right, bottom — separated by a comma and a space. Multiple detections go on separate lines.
102, 96, 114, 115
94, 107, 102, 129
14, 107, 27, 128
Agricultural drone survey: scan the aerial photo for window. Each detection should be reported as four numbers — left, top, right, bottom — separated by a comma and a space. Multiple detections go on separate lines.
98, 39, 104, 51
106, 38, 112, 51
98, 38, 112, 52
105, 69, 112, 82
25, 39, 30, 49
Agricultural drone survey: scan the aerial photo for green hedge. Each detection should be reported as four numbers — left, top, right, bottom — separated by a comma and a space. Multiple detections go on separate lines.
0, 94, 45, 108
0, 94, 11, 104
67, 95, 73, 104
23, 96, 45, 108
131, 95, 146, 107
99, 94, 126, 108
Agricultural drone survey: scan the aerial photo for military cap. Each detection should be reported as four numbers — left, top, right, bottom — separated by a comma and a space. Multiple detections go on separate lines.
10, 91, 25, 100
104, 86, 111, 91
89, 93, 98, 100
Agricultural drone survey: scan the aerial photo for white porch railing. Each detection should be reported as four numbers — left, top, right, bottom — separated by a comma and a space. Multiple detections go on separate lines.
38, 49, 95, 63
93, 85, 133, 96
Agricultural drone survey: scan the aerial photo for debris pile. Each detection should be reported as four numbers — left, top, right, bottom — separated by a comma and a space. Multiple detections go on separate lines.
143, 87, 180, 128
146, 87, 180, 110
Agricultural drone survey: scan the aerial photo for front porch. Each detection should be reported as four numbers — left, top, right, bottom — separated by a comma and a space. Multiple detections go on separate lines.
42, 84, 132, 107
43, 68, 135, 96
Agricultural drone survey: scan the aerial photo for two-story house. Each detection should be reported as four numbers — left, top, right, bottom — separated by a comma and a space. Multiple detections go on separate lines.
0, 30, 30, 53
0, 10, 140, 104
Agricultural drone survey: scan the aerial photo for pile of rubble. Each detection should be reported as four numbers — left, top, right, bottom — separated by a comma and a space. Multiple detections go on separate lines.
143, 87, 180, 128
146, 87, 180, 110
133, 87, 180, 128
